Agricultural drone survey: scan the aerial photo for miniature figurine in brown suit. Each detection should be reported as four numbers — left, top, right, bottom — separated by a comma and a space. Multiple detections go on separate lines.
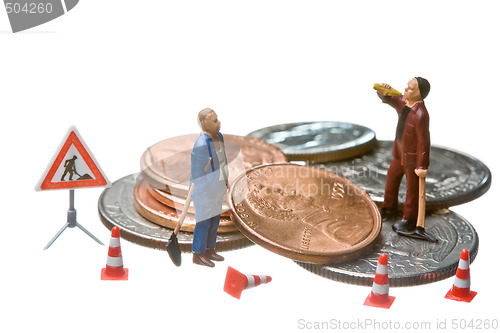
377, 77, 437, 242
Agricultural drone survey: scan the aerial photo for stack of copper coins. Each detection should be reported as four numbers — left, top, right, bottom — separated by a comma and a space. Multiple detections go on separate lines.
98, 121, 491, 285
134, 134, 288, 234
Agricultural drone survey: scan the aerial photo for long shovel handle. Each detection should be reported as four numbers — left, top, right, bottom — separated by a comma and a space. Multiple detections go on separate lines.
417, 174, 426, 228
173, 183, 194, 235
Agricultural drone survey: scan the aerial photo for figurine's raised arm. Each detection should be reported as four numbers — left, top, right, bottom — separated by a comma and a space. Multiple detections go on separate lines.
374, 83, 397, 96
375, 83, 406, 114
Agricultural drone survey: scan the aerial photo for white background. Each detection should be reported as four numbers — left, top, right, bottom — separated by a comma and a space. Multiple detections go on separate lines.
1, 1, 498, 332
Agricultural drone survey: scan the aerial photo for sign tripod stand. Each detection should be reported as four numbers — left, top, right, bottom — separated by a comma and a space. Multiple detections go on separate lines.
44, 189, 104, 250
36, 125, 111, 250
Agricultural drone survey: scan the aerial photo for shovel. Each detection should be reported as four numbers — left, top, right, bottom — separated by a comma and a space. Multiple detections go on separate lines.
416, 173, 426, 229
166, 183, 195, 266
413, 172, 437, 242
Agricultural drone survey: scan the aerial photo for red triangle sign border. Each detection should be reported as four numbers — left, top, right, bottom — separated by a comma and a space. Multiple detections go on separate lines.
36, 126, 111, 191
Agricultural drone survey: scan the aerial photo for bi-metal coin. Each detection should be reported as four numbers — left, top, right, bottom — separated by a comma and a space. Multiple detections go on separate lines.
315, 140, 491, 210
247, 121, 376, 162
98, 174, 252, 252
229, 163, 382, 264
296, 209, 478, 286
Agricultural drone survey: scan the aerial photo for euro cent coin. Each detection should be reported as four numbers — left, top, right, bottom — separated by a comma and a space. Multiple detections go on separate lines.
98, 174, 252, 252
315, 140, 491, 210
247, 121, 376, 162
229, 163, 381, 264
296, 209, 478, 286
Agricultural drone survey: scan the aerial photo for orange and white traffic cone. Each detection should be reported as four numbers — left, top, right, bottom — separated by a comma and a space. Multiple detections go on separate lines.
364, 253, 395, 309
445, 249, 477, 302
224, 266, 272, 299
101, 227, 128, 280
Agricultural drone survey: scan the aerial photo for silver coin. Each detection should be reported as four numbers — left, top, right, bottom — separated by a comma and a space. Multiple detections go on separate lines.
314, 140, 491, 210
247, 121, 376, 163
296, 209, 478, 286
98, 174, 253, 252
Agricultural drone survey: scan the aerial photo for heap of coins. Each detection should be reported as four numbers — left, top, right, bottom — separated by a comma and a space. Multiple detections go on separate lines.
99, 121, 491, 285
248, 122, 491, 286
99, 134, 287, 251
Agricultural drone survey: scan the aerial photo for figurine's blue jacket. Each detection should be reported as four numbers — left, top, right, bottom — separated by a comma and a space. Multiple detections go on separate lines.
190, 132, 228, 221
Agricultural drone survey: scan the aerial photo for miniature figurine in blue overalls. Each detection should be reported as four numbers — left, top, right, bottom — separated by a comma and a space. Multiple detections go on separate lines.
191, 108, 229, 267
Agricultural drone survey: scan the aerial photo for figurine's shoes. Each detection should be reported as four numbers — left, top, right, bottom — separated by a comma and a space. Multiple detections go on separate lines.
380, 207, 399, 219
193, 253, 215, 267
205, 248, 224, 262
392, 218, 417, 233
398, 226, 438, 243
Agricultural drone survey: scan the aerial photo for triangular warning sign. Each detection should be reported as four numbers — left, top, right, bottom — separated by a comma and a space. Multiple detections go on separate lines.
35, 126, 111, 191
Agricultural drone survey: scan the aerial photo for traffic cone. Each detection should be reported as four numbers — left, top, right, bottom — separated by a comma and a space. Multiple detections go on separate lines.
364, 253, 395, 309
224, 266, 272, 299
101, 227, 129, 280
445, 249, 477, 302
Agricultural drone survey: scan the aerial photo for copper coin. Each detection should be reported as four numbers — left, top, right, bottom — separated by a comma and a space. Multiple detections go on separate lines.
134, 178, 237, 233
140, 134, 288, 196
229, 163, 382, 264
148, 187, 231, 217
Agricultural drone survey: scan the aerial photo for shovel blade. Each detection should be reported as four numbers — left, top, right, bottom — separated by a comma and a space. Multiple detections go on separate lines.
166, 233, 182, 267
